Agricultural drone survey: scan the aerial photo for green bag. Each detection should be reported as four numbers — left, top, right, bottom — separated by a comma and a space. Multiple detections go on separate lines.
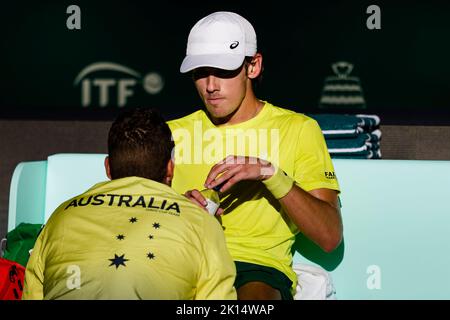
2, 223, 44, 267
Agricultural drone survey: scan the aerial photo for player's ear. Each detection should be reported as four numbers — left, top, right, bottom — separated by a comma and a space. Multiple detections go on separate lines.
164, 159, 174, 186
247, 53, 263, 79
104, 156, 112, 180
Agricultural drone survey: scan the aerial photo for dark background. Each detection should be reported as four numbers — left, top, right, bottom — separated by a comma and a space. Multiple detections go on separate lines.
1, 0, 449, 124
1, 1, 450, 237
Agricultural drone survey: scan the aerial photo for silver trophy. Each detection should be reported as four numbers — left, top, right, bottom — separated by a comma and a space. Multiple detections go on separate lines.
319, 61, 366, 110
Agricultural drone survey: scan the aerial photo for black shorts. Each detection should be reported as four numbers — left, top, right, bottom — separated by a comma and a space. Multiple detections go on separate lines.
234, 261, 293, 300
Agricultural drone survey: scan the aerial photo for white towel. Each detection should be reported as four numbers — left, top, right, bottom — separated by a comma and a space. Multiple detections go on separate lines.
356, 114, 381, 126
293, 263, 337, 300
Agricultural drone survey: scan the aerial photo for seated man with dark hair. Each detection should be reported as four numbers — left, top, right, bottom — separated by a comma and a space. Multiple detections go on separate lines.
22, 108, 237, 300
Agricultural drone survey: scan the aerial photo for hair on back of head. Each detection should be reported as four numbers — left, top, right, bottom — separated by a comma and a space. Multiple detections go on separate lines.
108, 107, 174, 182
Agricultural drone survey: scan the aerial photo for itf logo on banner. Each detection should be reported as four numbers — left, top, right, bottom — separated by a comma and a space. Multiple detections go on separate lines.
73, 62, 164, 107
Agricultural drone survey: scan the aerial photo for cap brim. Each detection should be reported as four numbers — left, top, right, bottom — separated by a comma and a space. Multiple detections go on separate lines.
180, 54, 245, 73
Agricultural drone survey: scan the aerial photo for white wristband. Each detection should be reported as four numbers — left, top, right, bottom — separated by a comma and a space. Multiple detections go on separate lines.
262, 165, 294, 199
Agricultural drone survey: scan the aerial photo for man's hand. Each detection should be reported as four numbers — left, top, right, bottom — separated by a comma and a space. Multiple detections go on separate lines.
205, 155, 275, 193
184, 189, 224, 215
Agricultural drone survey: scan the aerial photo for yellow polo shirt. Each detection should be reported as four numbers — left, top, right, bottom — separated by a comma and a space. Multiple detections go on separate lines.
168, 102, 340, 293
23, 177, 236, 300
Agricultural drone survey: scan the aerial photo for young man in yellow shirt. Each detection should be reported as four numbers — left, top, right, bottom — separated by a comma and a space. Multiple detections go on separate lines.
168, 11, 342, 300
22, 108, 236, 300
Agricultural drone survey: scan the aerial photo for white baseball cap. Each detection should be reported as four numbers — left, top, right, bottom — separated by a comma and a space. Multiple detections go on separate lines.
180, 11, 257, 73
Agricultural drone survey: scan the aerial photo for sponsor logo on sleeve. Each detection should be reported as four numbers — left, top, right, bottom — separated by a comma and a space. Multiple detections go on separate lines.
325, 171, 336, 179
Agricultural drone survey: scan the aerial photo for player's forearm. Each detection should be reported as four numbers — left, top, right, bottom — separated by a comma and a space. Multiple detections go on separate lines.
279, 185, 343, 252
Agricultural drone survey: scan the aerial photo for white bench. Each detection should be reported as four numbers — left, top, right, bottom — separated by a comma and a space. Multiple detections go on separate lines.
8, 154, 450, 299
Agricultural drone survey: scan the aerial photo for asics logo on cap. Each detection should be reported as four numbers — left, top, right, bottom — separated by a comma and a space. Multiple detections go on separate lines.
230, 41, 239, 49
